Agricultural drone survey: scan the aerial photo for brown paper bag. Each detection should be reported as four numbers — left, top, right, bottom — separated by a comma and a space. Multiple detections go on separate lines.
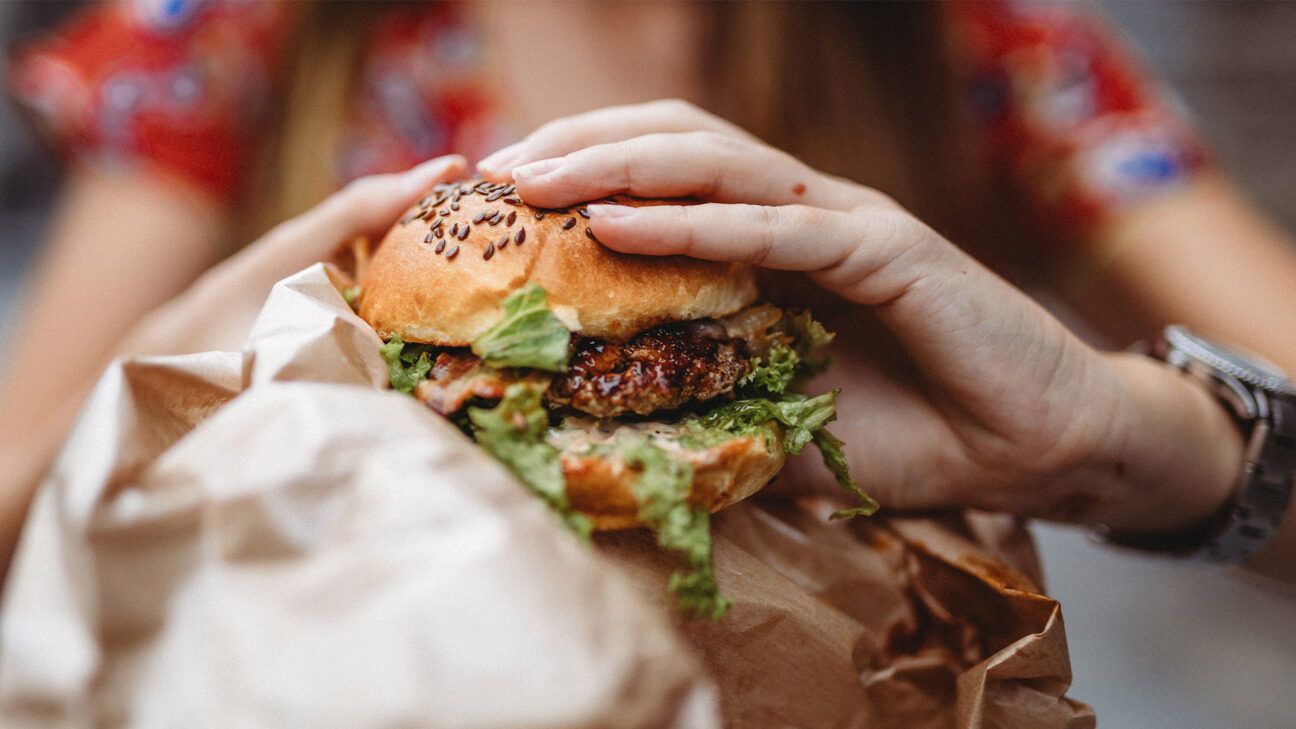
0, 265, 1094, 728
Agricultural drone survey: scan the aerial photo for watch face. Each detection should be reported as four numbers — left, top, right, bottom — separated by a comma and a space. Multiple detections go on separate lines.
1166, 326, 1296, 394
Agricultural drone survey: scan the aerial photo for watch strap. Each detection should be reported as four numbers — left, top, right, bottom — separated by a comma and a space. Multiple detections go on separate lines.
1208, 394, 1296, 562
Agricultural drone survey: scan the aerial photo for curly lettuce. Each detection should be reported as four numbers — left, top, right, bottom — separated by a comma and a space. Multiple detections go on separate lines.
738, 309, 836, 395
379, 296, 876, 620
618, 439, 729, 621
380, 334, 432, 393
738, 342, 800, 394
468, 383, 592, 540
472, 283, 571, 372
686, 391, 877, 519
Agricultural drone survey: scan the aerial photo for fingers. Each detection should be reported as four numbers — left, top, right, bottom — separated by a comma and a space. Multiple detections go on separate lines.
477, 99, 754, 179
313, 155, 469, 239
232, 155, 467, 289
509, 131, 871, 212
586, 202, 935, 307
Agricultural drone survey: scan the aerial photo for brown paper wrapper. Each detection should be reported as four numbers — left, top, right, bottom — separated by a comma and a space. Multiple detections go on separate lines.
0, 265, 1093, 728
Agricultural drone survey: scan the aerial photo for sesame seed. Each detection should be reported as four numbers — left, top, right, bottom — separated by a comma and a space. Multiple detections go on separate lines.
439, 208, 450, 216
458, 225, 470, 240
503, 196, 521, 206
515, 227, 526, 245
446, 245, 459, 259
433, 227, 444, 238
435, 239, 446, 254
585, 227, 597, 241
450, 201, 460, 211
473, 211, 489, 224
483, 241, 495, 260
450, 222, 459, 237
577, 207, 590, 219
562, 217, 576, 230
498, 233, 510, 249
506, 211, 517, 226
535, 210, 546, 220
430, 216, 443, 228
424, 232, 436, 244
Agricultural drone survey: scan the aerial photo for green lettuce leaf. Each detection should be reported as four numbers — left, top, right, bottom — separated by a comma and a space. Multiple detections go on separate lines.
781, 308, 833, 355
737, 309, 835, 396
814, 428, 880, 519
472, 283, 571, 372
686, 391, 877, 517
341, 285, 362, 311
737, 341, 800, 394
692, 391, 837, 453
468, 383, 592, 540
381, 334, 432, 393
618, 439, 730, 621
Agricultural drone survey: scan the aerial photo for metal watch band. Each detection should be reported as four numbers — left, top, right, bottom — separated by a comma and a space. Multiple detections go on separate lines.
1208, 392, 1296, 562
1103, 327, 1296, 562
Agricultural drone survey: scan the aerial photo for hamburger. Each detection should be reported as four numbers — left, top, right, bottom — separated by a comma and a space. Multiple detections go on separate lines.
353, 179, 877, 618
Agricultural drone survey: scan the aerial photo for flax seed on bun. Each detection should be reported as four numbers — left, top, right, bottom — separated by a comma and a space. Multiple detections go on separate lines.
358, 179, 757, 345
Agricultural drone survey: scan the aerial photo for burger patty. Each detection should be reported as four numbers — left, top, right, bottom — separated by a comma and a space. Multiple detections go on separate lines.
548, 323, 750, 418
416, 323, 751, 418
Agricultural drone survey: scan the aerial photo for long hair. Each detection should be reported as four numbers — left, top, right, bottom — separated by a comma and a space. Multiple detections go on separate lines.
249, 2, 1012, 268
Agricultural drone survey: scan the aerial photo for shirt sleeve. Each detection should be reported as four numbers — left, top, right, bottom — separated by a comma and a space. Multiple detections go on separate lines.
6, 0, 296, 205
948, 0, 1210, 237
334, 3, 511, 184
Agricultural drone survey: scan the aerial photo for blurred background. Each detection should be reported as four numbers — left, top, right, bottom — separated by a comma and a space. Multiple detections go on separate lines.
1, 3, 1293, 727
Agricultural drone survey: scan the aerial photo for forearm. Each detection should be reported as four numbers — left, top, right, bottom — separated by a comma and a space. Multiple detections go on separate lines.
1063, 176, 1296, 368
0, 168, 230, 577
0, 168, 229, 434
1057, 176, 1296, 579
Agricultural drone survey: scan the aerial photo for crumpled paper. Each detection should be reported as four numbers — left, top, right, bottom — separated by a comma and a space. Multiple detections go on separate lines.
0, 264, 1094, 728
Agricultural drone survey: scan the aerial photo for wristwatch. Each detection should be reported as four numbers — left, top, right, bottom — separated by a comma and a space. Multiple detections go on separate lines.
1102, 325, 1296, 563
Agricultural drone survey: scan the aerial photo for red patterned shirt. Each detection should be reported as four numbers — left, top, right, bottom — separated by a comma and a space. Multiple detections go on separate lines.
8, 0, 1206, 235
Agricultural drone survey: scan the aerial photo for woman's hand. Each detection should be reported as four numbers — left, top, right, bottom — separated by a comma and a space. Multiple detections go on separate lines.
121, 155, 468, 358
481, 101, 1242, 533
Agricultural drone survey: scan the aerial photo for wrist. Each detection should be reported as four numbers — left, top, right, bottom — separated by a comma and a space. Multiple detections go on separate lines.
1092, 352, 1243, 532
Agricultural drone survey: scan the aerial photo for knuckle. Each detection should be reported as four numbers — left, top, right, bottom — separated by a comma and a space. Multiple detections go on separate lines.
751, 203, 781, 230
861, 209, 925, 251
675, 205, 704, 254
791, 203, 832, 226
651, 97, 701, 116
748, 205, 781, 263
687, 129, 745, 153
855, 187, 903, 211
339, 175, 385, 204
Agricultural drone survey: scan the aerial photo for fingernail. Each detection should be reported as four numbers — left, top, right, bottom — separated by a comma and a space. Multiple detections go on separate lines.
477, 144, 523, 173
587, 204, 634, 219
513, 157, 563, 181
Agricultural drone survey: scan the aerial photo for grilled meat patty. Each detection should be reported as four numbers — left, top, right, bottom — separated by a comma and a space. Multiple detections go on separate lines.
416, 322, 751, 418
549, 323, 750, 417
